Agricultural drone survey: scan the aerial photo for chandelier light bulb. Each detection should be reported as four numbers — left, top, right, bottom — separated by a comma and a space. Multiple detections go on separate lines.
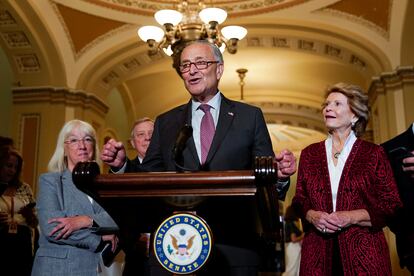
155, 9, 183, 26
163, 45, 174, 56
138, 1, 247, 57
199, 8, 227, 24
137, 26, 165, 42
221, 26, 248, 40
219, 43, 226, 53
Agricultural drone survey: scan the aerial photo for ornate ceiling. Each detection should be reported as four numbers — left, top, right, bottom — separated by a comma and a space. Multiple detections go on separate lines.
0, 0, 411, 148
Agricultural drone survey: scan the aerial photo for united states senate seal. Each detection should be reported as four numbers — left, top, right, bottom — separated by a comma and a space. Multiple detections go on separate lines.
154, 212, 213, 274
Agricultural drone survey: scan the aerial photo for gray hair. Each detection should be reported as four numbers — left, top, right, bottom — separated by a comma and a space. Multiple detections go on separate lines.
185, 40, 223, 63
130, 117, 154, 138
48, 119, 100, 172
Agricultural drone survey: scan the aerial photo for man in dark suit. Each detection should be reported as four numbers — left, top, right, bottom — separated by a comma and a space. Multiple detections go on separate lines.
101, 40, 296, 275
123, 117, 154, 275
382, 123, 414, 273
127, 117, 154, 169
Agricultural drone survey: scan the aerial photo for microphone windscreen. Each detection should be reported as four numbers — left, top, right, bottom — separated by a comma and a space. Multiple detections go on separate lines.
172, 125, 193, 160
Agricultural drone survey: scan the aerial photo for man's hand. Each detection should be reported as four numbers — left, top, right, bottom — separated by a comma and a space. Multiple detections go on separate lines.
100, 139, 127, 170
402, 153, 414, 179
102, 234, 119, 252
275, 149, 297, 180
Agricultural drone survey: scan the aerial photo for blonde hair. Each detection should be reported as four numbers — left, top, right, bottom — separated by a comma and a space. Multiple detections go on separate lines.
325, 82, 370, 137
48, 120, 100, 172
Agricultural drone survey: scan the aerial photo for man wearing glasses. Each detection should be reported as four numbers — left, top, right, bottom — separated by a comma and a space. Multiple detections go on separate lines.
101, 40, 296, 275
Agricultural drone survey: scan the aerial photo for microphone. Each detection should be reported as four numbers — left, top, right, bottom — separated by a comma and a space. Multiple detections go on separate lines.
172, 124, 193, 166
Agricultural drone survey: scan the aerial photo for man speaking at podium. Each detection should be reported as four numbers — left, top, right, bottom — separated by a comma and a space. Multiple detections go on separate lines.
101, 40, 296, 275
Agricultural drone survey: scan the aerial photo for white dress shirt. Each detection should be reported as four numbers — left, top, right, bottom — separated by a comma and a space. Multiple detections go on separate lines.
325, 131, 357, 212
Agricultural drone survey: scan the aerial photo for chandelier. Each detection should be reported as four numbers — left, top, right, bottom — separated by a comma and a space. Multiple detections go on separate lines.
137, 1, 247, 57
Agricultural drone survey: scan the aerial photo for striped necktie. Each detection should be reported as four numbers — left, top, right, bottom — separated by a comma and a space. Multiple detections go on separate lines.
199, 104, 215, 164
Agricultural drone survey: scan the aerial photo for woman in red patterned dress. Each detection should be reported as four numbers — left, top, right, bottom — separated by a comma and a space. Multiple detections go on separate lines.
292, 83, 402, 275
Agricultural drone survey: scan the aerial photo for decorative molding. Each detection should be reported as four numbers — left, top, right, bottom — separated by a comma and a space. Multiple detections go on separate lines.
325, 45, 342, 59
1, 31, 31, 48
316, 8, 390, 39
100, 71, 120, 89
298, 39, 316, 52
12, 86, 109, 116
368, 66, 414, 103
120, 58, 141, 73
242, 35, 367, 70
51, 2, 135, 60
246, 101, 325, 133
74, 24, 135, 60
0, 9, 17, 26
97, 33, 370, 91
350, 54, 366, 69
272, 37, 289, 48
14, 54, 41, 73
100, 49, 166, 89
84, 0, 310, 17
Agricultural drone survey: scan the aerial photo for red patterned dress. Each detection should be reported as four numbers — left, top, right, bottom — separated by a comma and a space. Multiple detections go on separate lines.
292, 139, 402, 275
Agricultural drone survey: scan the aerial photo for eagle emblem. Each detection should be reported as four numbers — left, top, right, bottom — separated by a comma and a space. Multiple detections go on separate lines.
154, 213, 213, 274
170, 233, 196, 257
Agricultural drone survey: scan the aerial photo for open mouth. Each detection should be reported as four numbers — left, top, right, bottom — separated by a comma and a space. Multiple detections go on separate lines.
188, 77, 201, 85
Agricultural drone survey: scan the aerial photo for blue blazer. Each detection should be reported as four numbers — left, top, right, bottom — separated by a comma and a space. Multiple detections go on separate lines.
32, 170, 118, 276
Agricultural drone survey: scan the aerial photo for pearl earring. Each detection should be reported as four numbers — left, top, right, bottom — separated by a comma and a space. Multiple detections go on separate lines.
351, 119, 357, 127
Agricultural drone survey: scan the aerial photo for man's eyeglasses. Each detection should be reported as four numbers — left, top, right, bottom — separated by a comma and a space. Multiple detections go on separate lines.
179, 60, 219, 73
64, 136, 94, 148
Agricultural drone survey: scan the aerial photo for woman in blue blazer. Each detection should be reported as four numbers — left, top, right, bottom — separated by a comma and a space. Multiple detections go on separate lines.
32, 120, 119, 276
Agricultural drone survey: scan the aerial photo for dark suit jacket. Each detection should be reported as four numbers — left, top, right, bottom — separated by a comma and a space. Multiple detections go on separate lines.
382, 125, 414, 267
137, 95, 276, 173
125, 95, 286, 247
126, 156, 141, 172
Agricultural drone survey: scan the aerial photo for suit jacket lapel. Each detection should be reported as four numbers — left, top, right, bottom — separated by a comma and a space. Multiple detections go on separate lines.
205, 96, 235, 164
62, 170, 94, 213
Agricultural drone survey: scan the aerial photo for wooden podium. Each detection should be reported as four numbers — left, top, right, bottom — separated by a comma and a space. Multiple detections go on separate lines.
72, 157, 284, 274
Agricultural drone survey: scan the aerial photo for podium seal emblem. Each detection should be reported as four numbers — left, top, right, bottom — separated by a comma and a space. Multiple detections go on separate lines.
154, 212, 213, 274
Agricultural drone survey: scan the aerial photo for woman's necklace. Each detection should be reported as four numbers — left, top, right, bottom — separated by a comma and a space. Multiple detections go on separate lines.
332, 142, 343, 159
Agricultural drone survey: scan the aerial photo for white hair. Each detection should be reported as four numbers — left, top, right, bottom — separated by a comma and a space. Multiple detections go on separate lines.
48, 120, 100, 172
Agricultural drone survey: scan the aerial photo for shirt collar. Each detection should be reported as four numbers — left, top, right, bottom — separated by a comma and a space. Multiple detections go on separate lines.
326, 130, 357, 157
191, 91, 221, 112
